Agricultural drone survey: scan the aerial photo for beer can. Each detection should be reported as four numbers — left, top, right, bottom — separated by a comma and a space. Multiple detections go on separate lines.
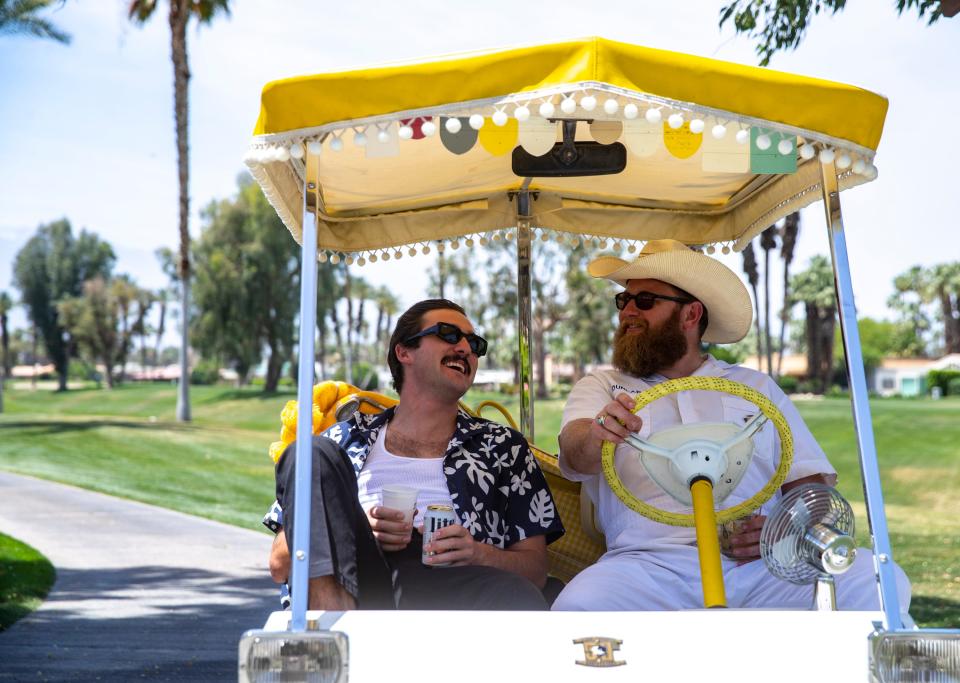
422, 504, 457, 567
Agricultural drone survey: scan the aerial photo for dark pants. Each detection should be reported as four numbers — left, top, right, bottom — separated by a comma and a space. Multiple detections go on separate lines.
275, 438, 548, 610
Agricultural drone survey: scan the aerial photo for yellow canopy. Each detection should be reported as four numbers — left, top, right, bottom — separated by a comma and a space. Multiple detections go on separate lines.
246, 37, 887, 256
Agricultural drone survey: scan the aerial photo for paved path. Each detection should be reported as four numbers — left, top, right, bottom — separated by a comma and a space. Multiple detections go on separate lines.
0, 471, 277, 682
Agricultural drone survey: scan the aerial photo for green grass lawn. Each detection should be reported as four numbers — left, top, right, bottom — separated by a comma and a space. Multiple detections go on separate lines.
0, 383, 958, 626
0, 532, 56, 631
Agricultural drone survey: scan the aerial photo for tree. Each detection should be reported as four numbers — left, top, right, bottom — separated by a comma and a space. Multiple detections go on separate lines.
790, 255, 836, 393
0, 291, 11, 379
191, 176, 299, 391
741, 241, 763, 363
128, 0, 231, 419
0, 0, 71, 43
0, 291, 9, 413
315, 262, 341, 380
720, 0, 957, 66
13, 219, 115, 391
557, 244, 616, 383
56, 276, 140, 389
777, 213, 800, 377
888, 262, 960, 355
759, 225, 778, 376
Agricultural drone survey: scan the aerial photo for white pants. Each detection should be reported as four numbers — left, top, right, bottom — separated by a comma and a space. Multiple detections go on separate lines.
552, 544, 911, 611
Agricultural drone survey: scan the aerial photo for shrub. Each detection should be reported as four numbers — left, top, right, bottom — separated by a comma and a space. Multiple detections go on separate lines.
929, 369, 960, 396
948, 377, 960, 397
776, 375, 799, 394
498, 383, 519, 395
190, 360, 220, 385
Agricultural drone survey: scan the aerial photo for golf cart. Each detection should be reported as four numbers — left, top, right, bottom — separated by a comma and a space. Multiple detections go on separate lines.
239, 38, 959, 682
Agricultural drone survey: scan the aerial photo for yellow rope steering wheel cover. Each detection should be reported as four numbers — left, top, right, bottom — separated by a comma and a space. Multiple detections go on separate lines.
601, 376, 794, 527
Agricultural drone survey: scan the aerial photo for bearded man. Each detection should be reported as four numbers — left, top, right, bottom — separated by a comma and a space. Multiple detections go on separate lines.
552, 239, 910, 611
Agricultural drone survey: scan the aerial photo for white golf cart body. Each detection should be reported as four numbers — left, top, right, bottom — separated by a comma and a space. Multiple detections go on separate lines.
240, 38, 956, 682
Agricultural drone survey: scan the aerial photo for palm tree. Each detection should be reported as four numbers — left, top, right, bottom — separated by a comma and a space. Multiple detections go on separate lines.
759, 225, 778, 376
741, 241, 763, 364
777, 213, 800, 377
791, 255, 836, 394
0, 0, 71, 43
128, 0, 230, 420
0, 290, 11, 414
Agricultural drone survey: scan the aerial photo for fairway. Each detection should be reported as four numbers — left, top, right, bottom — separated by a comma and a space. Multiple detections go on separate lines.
1, 383, 957, 626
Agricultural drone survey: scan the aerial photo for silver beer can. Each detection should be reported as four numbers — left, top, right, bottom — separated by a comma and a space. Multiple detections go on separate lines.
422, 504, 457, 567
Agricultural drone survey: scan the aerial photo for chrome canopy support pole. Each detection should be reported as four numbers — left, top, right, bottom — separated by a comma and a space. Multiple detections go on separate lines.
290, 182, 319, 632
516, 190, 534, 440
819, 162, 903, 631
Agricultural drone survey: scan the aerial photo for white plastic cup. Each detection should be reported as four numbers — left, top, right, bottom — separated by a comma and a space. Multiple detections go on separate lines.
380, 485, 418, 523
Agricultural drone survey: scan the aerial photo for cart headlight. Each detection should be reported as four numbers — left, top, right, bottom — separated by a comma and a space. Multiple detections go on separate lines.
238, 629, 348, 683
870, 630, 960, 683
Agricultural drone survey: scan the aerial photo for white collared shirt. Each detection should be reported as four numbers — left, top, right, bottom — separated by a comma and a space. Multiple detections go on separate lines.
560, 355, 834, 552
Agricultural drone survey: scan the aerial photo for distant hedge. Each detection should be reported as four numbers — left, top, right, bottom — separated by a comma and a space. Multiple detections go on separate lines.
928, 369, 960, 396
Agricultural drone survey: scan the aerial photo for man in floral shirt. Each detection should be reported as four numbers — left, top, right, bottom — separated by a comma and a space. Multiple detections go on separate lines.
267, 299, 564, 610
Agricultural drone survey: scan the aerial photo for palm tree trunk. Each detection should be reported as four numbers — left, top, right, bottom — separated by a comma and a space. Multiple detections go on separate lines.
751, 282, 763, 364
171, 0, 192, 421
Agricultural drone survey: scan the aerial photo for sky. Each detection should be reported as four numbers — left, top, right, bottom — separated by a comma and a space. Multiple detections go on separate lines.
1, 1, 957, 346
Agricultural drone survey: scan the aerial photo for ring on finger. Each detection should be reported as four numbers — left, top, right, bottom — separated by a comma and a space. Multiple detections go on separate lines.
596, 414, 606, 427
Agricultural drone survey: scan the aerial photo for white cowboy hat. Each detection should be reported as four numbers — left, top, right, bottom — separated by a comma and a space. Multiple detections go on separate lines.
588, 239, 752, 344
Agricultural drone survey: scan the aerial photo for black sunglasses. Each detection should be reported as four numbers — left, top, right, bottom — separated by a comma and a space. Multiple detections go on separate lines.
614, 290, 694, 311
404, 322, 488, 357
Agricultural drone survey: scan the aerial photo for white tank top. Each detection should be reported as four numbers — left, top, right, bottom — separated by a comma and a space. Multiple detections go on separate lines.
356, 425, 454, 528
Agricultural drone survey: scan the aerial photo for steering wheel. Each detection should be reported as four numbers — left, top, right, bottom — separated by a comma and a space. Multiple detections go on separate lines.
601, 376, 794, 527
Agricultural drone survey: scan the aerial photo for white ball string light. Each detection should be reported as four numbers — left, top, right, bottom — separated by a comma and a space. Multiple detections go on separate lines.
603, 98, 619, 115
689, 118, 705, 134
623, 103, 639, 119
468, 114, 485, 130
667, 113, 684, 129
852, 158, 866, 174
755, 133, 772, 150
398, 124, 414, 140
539, 100, 555, 118
735, 129, 750, 145
645, 108, 662, 124
819, 147, 836, 164
330, 134, 344, 152
560, 96, 577, 114
836, 153, 852, 170
421, 120, 437, 137
492, 110, 508, 126
799, 143, 816, 160
580, 95, 597, 112
330, 253, 341, 264
722, 245, 731, 255
711, 123, 727, 139
444, 117, 462, 134
307, 140, 323, 155
353, 129, 367, 147
777, 138, 794, 155
514, 105, 531, 122
318, 251, 328, 263
408, 247, 417, 257
289, 142, 305, 160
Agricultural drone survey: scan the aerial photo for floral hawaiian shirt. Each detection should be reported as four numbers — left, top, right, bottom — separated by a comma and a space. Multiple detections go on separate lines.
263, 406, 564, 549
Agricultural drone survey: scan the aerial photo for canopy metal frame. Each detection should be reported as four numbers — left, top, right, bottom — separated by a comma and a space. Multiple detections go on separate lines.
819, 162, 906, 631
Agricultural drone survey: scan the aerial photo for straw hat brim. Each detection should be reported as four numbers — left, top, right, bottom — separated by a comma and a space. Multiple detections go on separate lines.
589, 250, 753, 344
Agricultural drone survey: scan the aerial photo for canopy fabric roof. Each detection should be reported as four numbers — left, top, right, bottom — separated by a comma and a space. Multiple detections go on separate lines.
247, 38, 887, 255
